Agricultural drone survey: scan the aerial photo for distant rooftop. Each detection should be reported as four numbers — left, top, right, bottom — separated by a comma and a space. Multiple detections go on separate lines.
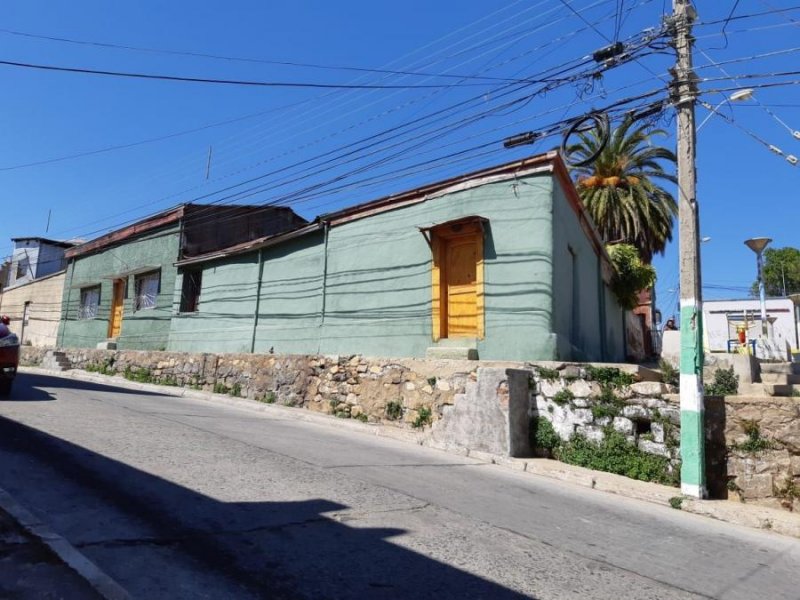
11, 237, 77, 248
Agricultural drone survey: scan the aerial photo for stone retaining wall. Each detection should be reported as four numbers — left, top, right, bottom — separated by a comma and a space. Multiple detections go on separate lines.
21, 347, 479, 429
21, 347, 800, 509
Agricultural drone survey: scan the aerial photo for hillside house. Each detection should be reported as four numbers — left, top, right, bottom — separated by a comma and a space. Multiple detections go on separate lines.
166, 152, 627, 362
58, 204, 306, 350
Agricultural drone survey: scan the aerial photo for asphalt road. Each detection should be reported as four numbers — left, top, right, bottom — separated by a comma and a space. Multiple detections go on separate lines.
0, 372, 798, 599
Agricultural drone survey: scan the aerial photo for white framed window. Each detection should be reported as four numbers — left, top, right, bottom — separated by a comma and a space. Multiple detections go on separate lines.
78, 286, 100, 320
134, 270, 160, 311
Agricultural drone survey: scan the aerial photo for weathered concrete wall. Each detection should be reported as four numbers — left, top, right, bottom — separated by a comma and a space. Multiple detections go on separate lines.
0, 271, 65, 347
59, 225, 180, 350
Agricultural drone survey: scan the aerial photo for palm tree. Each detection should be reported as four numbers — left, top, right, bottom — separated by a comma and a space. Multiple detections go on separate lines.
568, 117, 677, 262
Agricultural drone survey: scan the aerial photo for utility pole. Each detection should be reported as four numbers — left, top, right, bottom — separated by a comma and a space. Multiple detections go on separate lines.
672, 0, 705, 499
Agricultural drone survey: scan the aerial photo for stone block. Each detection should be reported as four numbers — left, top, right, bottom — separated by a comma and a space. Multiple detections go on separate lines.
572, 398, 590, 409
580, 425, 605, 443
539, 379, 564, 398
622, 405, 649, 420
561, 365, 583, 379
638, 439, 670, 458
630, 381, 669, 397
436, 379, 451, 391
651, 422, 665, 443
612, 417, 635, 435
740, 473, 774, 499
568, 379, 598, 399
571, 408, 594, 426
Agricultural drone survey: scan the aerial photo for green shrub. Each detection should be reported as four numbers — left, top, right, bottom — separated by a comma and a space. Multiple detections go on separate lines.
412, 407, 433, 429
536, 367, 560, 381
213, 382, 228, 394
669, 496, 684, 510
556, 429, 675, 485
586, 366, 634, 388
659, 359, 679, 387
531, 417, 561, 455
552, 389, 574, 406
230, 383, 242, 397
354, 413, 369, 423
123, 366, 153, 384
705, 367, 738, 396
426, 377, 437, 387
589, 386, 626, 420
385, 401, 403, 421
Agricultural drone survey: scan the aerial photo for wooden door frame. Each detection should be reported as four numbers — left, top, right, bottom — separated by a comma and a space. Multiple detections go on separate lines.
107, 278, 125, 338
430, 219, 484, 341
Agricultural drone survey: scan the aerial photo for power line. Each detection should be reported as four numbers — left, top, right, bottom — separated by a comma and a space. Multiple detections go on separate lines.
0, 58, 498, 89
0, 27, 529, 83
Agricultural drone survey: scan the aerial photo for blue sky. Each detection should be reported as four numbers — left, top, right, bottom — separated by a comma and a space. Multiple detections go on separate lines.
1, 1, 798, 319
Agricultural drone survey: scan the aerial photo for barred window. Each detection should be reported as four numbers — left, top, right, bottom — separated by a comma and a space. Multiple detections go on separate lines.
134, 270, 160, 311
179, 270, 202, 313
78, 286, 100, 320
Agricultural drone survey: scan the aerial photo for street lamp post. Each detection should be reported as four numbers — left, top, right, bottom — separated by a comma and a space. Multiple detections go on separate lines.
744, 237, 772, 338
697, 88, 754, 131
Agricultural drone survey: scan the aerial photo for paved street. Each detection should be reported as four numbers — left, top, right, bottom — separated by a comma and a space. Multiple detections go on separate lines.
0, 372, 798, 599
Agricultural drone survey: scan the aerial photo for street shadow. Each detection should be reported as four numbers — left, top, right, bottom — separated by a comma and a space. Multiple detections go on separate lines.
0, 375, 56, 402
14, 373, 173, 399
0, 415, 534, 599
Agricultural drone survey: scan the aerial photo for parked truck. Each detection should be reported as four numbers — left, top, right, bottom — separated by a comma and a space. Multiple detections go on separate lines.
0, 317, 19, 396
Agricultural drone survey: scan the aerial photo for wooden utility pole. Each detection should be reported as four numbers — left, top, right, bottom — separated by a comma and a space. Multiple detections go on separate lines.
672, 0, 705, 498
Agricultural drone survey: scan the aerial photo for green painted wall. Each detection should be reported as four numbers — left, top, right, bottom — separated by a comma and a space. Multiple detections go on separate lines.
551, 182, 625, 362
319, 175, 556, 360
170, 173, 557, 360
58, 225, 180, 350
168, 232, 325, 354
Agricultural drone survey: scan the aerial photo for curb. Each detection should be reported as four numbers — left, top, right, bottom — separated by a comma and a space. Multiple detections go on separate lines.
19, 366, 800, 540
0, 487, 129, 600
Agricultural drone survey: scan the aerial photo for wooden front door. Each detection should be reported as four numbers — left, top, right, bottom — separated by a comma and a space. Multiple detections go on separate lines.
108, 279, 125, 338
445, 236, 479, 337
431, 220, 484, 340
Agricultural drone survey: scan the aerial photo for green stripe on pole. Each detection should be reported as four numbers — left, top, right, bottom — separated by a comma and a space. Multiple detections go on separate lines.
679, 304, 702, 375
680, 409, 705, 487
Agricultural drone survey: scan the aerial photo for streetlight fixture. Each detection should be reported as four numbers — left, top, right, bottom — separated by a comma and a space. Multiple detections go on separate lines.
744, 237, 772, 338
697, 88, 754, 131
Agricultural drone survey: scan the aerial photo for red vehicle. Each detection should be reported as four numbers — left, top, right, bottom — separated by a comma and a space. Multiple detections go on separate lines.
0, 316, 19, 396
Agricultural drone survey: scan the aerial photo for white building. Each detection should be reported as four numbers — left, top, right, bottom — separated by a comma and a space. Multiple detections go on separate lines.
703, 297, 799, 354
5, 237, 73, 289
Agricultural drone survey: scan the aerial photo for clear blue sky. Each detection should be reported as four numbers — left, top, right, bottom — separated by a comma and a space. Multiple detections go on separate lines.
1, 1, 798, 320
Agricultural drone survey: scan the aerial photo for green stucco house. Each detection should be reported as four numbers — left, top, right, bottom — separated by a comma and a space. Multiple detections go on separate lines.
167, 152, 626, 362
57, 204, 306, 350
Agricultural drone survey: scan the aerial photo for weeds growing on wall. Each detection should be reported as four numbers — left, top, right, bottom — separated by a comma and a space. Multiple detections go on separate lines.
552, 389, 575, 407
585, 366, 634, 388
530, 417, 561, 456
730, 419, 774, 453
412, 407, 433, 429
123, 366, 154, 384
536, 367, 560, 381
590, 386, 626, 420
555, 428, 677, 486
385, 401, 403, 421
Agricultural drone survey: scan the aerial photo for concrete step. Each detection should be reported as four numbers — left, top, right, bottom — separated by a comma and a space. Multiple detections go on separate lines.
760, 362, 800, 375
42, 351, 71, 372
432, 337, 478, 349
763, 383, 797, 397
760, 372, 800, 385
425, 347, 478, 360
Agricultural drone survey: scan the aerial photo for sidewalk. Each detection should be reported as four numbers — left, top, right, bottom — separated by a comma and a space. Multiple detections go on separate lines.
0, 486, 129, 600
18, 365, 800, 541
